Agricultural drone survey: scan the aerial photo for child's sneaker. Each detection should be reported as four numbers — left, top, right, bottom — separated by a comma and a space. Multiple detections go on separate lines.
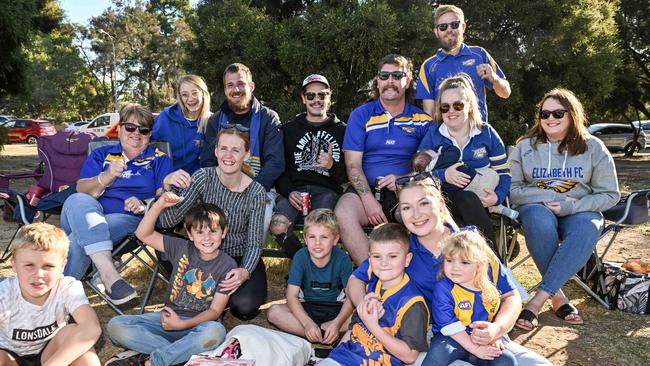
105, 350, 149, 366
105, 279, 138, 305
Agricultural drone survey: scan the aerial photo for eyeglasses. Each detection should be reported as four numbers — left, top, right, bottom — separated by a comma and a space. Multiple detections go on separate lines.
540, 109, 568, 120
222, 123, 250, 132
121, 122, 151, 135
436, 20, 461, 32
377, 71, 407, 81
439, 101, 465, 114
304, 92, 330, 101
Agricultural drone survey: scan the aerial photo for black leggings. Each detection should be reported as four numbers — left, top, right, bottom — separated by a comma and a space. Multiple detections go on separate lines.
229, 257, 267, 320
444, 189, 497, 249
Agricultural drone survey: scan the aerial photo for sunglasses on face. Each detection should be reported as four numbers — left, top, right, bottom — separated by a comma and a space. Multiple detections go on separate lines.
439, 101, 465, 114
222, 123, 250, 132
304, 92, 330, 101
121, 122, 151, 135
436, 20, 461, 32
540, 109, 568, 120
377, 71, 407, 81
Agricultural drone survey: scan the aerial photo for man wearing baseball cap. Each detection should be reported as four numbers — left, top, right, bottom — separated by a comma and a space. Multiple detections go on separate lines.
269, 74, 347, 258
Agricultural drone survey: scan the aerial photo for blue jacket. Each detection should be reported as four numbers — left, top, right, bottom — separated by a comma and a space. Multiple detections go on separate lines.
152, 103, 204, 174
200, 98, 284, 191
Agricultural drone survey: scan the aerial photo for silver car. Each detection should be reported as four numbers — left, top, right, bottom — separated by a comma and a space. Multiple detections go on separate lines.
587, 123, 647, 154
632, 120, 650, 148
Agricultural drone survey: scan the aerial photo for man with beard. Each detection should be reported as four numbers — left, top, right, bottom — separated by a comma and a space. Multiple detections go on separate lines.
334, 55, 432, 264
416, 4, 511, 122
269, 74, 347, 258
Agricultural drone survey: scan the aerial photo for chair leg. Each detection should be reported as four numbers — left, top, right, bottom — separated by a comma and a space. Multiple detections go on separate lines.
0, 226, 21, 262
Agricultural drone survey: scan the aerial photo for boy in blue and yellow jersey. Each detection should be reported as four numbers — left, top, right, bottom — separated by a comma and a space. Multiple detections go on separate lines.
321, 223, 429, 366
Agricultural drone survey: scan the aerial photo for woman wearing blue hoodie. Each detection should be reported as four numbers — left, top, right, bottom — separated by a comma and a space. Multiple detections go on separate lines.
153, 75, 211, 174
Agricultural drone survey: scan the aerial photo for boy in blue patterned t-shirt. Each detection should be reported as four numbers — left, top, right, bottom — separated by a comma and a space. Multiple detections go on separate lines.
267, 209, 354, 345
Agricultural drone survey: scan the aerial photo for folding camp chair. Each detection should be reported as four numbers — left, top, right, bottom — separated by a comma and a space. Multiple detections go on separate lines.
0, 130, 100, 261
82, 140, 174, 315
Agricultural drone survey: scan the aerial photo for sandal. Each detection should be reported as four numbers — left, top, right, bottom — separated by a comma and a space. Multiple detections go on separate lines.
554, 303, 584, 325
515, 309, 539, 331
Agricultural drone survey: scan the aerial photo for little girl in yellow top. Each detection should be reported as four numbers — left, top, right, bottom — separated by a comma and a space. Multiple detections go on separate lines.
424, 230, 517, 366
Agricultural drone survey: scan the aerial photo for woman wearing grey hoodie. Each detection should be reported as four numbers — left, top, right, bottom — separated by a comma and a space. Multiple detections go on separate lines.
509, 88, 619, 331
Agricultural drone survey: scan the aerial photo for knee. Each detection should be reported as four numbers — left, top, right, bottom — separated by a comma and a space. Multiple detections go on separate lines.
266, 304, 281, 325
494, 349, 517, 366
106, 316, 129, 345
269, 213, 290, 235
196, 322, 226, 350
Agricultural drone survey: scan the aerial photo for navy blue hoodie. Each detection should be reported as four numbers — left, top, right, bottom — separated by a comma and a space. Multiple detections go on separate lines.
152, 103, 205, 174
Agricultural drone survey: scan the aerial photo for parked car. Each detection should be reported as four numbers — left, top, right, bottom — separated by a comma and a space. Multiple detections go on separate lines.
632, 120, 650, 148
77, 112, 120, 136
587, 123, 647, 154
0, 115, 16, 123
3, 119, 57, 144
64, 120, 90, 131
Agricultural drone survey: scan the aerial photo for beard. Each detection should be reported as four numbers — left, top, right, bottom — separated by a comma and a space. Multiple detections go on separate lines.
227, 93, 252, 114
440, 33, 463, 51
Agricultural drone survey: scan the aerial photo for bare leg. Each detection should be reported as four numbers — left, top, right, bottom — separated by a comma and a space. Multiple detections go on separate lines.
550, 289, 582, 323
41, 324, 100, 366
0, 350, 19, 366
267, 304, 308, 337
89, 250, 122, 289
335, 193, 370, 265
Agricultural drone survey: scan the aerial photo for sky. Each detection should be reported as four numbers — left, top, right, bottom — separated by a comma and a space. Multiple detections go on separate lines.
59, 0, 201, 25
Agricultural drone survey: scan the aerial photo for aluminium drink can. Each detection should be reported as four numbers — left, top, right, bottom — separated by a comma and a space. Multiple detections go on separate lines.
374, 176, 384, 201
300, 192, 311, 216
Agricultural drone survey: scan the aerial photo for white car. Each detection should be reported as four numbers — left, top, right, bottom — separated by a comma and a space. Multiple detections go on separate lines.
77, 113, 120, 136
64, 121, 90, 131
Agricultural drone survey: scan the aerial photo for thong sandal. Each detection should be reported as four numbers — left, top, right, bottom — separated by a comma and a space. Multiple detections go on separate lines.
515, 309, 539, 331
554, 303, 584, 325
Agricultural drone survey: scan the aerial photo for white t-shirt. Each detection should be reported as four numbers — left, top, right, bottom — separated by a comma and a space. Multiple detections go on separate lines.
0, 276, 89, 356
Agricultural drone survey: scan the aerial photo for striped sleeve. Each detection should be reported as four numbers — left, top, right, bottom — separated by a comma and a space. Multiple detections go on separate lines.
487, 126, 511, 204
240, 186, 265, 273
159, 168, 207, 228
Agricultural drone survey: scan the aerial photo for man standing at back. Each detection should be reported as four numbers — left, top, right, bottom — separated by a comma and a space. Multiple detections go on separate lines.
335, 54, 432, 264
416, 4, 511, 122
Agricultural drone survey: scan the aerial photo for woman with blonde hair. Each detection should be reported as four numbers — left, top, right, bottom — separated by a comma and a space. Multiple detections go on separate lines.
153, 74, 212, 174
510, 88, 619, 330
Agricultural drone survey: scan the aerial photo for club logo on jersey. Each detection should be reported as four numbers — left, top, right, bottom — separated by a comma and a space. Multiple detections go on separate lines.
401, 126, 415, 133
463, 59, 476, 66
458, 300, 473, 310
472, 147, 487, 159
535, 179, 578, 193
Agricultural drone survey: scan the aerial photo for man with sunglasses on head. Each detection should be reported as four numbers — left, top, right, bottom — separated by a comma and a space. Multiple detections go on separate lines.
416, 4, 511, 122
335, 54, 432, 265
269, 74, 347, 258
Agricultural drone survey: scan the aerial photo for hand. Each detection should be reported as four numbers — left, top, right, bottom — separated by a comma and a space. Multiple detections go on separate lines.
444, 163, 471, 188
288, 191, 304, 211
565, 196, 578, 202
219, 268, 250, 295
317, 144, 334, 170
163, 169, 192, 191
363, 293, 385, 318
360, 195, 387, 226
492, 339, 506, 351
357, 298, 380, 327
160, 307, 184, 331
124, 196, 145, 214
472, 344, 502, 360
321, 321, 341, 345
476, 64, 496, 83
107, 159, 126, 179
376, 174, 398, 191
543, 201, 561, 216
479, 189, 498, 207
154, 191, 184, 209
469, 321, 499, 345
303, 321, 323, 343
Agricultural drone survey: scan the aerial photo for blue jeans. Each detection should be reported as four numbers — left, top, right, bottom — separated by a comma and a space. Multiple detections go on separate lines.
107, 311, 227, 366
517, 204, 604, 295
424, 333, 517, 366
61, 193, 141, 279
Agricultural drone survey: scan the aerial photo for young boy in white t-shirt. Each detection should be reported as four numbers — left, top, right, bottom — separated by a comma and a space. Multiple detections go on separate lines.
0, 223, 102, 366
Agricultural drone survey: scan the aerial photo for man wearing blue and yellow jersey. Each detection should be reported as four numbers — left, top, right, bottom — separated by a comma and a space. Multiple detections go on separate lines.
335, 54, 432, 264
416, 4, 511, 122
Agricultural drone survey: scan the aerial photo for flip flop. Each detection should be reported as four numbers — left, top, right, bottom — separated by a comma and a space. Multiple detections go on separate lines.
554, 303, 584, 325
515, 308, 539, 331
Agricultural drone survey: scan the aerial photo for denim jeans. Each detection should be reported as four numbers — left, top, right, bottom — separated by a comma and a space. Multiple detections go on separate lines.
60, 193, 141, 279
517, 203, 604, 295
424, 333, 517, 366
107, 311, 227, 366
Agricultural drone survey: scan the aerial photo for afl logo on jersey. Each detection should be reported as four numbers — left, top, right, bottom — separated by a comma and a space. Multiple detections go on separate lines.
458, 300, 473, 310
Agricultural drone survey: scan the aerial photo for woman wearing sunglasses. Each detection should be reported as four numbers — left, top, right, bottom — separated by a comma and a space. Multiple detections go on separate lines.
61, 103, 172, 305
153, 74, 211, 175
159, 126, 267, 320
417, 73, 510, 251
510, 88, 619, 331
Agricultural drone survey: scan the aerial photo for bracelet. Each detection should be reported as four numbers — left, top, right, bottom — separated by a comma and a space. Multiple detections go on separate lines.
97, 173, 107, 187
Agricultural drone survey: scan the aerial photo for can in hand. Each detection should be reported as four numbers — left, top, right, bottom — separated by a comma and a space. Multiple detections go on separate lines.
300, 192, 311, 216
374, 176, 384, 201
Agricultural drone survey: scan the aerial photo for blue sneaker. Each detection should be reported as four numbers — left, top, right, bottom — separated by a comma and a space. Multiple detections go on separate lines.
106, 279, 137, 305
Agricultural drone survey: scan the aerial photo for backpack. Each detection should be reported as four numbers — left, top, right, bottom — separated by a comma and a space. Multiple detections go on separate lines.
599, 262, 649, 314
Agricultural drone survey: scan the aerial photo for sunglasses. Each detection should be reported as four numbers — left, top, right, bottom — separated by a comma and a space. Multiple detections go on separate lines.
440, 101, 465, 114
304, 92, 330, 101
436, 20, 461, 32
121, 122, 151, 135
377, 71, 407, 81
395, 171, 435, 186
540, 109, 568, 120
222, 123, 250, 132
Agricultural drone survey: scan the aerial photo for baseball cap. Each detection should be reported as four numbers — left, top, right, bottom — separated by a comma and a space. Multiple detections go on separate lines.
302, 74, 330, 90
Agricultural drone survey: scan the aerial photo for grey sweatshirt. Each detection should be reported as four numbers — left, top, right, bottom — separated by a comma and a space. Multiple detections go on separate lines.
509, 135, 620, 216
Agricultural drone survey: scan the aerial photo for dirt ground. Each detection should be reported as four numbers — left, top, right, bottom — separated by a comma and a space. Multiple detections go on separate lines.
1, 143, 649, 366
